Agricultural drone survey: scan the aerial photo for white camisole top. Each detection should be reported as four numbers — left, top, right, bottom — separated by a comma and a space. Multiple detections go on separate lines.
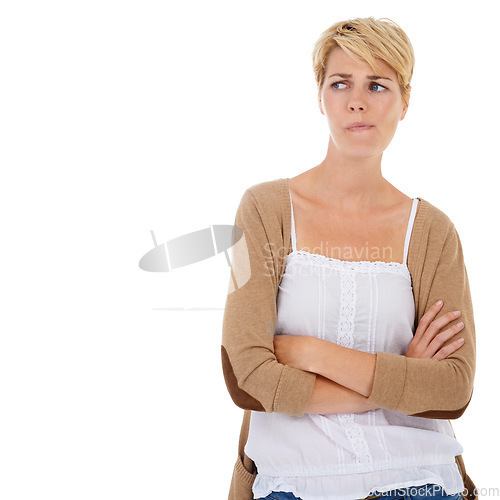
244, 191, 465, 500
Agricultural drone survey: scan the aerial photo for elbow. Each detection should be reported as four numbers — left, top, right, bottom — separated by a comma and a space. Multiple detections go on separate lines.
428, 359, 474, 419
436, 390, 472, 420
220, 345, 316, 417
449, 358, 475, 414
221, 345, 267, 412
447, 386, 473, 419
452, 386, 473, 417
411, 393, 472, 420
449, 391, 472, 419
221, 292, 314, 415
428, 359, 474, 418
406, 358, 474, 420
407, 390, 473, 420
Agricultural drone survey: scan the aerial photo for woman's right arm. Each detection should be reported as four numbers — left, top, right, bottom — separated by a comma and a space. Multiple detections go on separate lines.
221, 186, 317, 417
305, 375, 379, 414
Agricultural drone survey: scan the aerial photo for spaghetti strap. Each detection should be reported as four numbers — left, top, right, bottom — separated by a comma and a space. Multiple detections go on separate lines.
403, 198, 419, 265
289, 189, 297, 252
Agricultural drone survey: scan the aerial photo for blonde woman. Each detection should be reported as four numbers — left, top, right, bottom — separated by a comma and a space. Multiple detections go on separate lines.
221, 17, 476, 500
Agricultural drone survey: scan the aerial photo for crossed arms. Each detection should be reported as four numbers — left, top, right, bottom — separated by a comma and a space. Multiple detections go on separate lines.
221, 188, 476, 420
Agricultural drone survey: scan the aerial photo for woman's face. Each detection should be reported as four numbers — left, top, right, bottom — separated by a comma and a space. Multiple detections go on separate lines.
319, 46, 408, 160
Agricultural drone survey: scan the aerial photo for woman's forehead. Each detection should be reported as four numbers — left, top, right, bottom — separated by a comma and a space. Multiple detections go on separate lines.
325, 48, 395, 78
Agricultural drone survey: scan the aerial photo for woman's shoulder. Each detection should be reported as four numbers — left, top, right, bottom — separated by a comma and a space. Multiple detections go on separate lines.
244, 177, 287, 197
414, 197, 458, 254
416, 197, 455, 229
238, 177, 288, 213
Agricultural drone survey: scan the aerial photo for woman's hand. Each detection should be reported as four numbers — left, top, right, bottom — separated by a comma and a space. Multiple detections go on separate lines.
273, 334, 319, 372
405, 300, 465, 360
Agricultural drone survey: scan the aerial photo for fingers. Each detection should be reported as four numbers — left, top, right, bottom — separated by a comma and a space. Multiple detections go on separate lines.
426, 321, 465, 358
415, 298, 462, 346
414, 300, 444, 339
432, 337, 465, 361
410, 300, 465, 361
421, 309, 462, 346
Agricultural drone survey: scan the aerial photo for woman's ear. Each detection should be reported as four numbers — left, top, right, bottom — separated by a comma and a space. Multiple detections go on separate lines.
318, 95, 324, 116
400, 86, 411, 120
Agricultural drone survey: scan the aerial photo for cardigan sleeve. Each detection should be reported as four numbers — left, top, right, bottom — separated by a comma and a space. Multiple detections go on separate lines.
221, 188, 317, 417
366, 224, 476, 419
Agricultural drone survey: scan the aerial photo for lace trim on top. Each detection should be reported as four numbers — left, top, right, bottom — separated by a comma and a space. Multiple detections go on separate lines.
286, 250, 412, 283
336, 266, 373, 471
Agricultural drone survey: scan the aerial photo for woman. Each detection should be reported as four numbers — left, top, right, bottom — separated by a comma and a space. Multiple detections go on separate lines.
221, 17, 476, 500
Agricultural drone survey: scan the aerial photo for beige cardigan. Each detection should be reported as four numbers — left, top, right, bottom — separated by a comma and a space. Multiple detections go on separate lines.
221, 177, 477, 500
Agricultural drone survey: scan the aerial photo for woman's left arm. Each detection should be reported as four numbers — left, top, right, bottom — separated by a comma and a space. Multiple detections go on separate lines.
367, 224, 476, 419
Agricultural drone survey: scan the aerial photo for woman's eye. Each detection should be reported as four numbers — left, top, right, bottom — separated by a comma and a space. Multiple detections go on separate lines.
370, 82, 386, 92
331, 81, 347, 89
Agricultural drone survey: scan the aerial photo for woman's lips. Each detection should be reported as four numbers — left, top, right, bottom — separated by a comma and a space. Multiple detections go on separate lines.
347, 125, 374, 131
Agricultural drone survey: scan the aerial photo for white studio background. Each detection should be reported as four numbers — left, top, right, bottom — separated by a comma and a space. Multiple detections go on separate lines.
0, 1, 496, 499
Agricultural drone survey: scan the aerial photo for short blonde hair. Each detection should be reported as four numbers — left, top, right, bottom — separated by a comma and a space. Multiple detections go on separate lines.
312, 17, 414, 108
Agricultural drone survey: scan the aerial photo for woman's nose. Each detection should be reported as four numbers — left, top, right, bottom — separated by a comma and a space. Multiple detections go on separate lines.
348, 89, 366, 111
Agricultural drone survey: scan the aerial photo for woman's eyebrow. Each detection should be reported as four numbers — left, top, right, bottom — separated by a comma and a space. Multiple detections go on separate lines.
327, 72, 392, 81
